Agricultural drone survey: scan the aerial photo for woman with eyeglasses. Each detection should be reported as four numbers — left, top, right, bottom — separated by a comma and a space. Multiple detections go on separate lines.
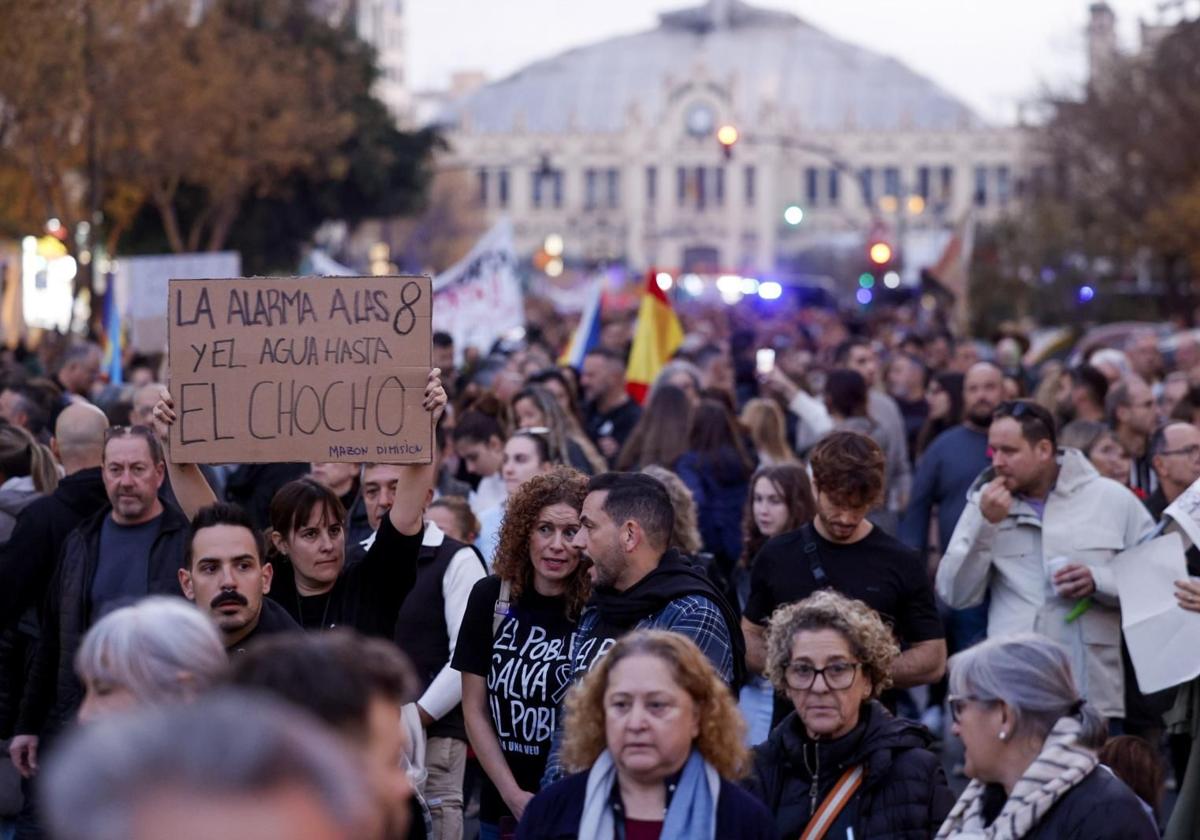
937, 634, 1156, 839
746, 590, 953, 839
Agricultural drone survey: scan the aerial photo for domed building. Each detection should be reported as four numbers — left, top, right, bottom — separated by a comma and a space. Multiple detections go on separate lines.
435, 0, 1029, 284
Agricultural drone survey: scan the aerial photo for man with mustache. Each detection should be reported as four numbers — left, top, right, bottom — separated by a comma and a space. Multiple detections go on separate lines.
179, 502, 299, 654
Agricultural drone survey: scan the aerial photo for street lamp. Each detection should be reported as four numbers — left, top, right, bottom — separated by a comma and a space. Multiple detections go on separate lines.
717, 124, 739, 160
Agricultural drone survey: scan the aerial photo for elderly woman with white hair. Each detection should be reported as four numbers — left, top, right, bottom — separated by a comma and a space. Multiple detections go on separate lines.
937, 633, 1156, 839
75, 597, 228, 722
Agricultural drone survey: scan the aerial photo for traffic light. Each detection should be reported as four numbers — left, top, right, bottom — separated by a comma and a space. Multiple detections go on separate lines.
868, 241, 893, 266
717, 125, 739, 160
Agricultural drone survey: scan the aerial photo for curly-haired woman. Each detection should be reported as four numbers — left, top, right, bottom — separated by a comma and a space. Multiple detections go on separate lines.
452, 467, 590, 839
517, 630, 775, 840
746, 590, 954, 839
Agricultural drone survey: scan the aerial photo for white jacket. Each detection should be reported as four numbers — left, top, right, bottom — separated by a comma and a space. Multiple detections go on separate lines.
936, 448, 1154, 718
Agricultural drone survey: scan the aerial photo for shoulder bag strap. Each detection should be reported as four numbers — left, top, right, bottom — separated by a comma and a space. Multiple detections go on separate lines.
800, 524, 828, 584
492, 578, 512, 636
798, 764, 864, 840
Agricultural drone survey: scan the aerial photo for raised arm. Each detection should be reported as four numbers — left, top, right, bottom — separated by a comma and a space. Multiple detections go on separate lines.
151, 387, 218, 520
387, 368, 447, 537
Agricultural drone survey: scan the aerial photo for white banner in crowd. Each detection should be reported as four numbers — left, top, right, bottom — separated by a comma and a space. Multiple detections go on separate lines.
114, 251, 241, 352
432, 219, 524, 359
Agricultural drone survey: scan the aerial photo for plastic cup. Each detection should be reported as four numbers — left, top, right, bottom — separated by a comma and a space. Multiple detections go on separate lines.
1046, 555, 1072, 596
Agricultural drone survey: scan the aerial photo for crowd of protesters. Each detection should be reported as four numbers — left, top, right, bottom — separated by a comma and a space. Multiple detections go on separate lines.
3, 299, 1200, 840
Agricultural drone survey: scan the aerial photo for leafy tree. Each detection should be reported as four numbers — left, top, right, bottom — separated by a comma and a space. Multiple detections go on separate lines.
0, 0, 436, 279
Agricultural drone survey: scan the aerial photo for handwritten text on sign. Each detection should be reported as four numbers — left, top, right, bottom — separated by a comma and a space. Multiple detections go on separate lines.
167, 276, 432, 464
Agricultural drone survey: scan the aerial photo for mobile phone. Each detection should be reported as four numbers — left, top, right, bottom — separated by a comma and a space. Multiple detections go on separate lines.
756, 348, 776, 375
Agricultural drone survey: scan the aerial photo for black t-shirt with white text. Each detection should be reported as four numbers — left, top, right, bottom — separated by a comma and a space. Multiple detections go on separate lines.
743, 524, 943, 646
453, 575, 575, 823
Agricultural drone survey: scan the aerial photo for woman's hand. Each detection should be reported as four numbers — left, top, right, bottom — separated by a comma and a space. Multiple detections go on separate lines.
1176, 577, 1200, 612
423, 368, 447, 424
502, 787, 534, 821
151, 387, 176, 444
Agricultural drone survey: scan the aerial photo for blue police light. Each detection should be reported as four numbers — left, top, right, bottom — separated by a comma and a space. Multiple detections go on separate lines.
1078, 285, 1095, 302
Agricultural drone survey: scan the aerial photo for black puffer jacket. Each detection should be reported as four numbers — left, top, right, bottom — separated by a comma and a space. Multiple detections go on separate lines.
745, 701, 954, 840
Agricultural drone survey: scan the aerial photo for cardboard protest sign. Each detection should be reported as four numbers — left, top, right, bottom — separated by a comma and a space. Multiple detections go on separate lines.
167, 276, 432, 464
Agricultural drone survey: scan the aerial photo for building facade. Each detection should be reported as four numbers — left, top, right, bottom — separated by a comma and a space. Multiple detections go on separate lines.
317, 0, 411, 125
434, 0, 1030, 285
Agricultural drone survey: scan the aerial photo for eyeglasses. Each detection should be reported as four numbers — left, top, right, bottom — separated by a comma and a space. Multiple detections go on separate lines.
947, 694, 996, 723
1161, 444, 1200, 460
784, 660, 861, 691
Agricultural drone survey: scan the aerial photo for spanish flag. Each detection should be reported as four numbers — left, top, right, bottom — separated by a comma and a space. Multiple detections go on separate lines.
626, 269, 683, 404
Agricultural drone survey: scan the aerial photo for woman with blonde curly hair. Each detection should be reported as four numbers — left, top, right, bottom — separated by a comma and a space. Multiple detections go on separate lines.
517, 630, 775, 840
746, 590, 953, 839
452, 467, 590, 839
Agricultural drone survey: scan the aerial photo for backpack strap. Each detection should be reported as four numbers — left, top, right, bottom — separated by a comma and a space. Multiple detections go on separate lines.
798, 765, 864, 840
492, 578, 512, 636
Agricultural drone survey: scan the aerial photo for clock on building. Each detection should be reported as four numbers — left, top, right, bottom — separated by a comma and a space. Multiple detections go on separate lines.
685, 103, 716, 137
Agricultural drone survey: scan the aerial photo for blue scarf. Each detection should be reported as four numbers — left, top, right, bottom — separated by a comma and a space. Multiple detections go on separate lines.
579, 748, 720, 840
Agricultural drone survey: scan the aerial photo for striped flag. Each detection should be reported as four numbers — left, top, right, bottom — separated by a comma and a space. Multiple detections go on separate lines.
626, 269, 683, 404
559, 275, 604, 368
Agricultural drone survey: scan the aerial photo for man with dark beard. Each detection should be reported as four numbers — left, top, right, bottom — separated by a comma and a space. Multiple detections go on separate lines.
178, 503, 299, 653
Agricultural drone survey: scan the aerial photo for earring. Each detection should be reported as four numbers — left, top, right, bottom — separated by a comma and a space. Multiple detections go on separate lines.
998, 731, 1008, 741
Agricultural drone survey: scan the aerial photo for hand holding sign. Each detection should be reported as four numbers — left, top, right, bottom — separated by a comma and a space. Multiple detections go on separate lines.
422, 368, 447, 424
1176, 577, 1200, 613
151, 387, 175, 448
